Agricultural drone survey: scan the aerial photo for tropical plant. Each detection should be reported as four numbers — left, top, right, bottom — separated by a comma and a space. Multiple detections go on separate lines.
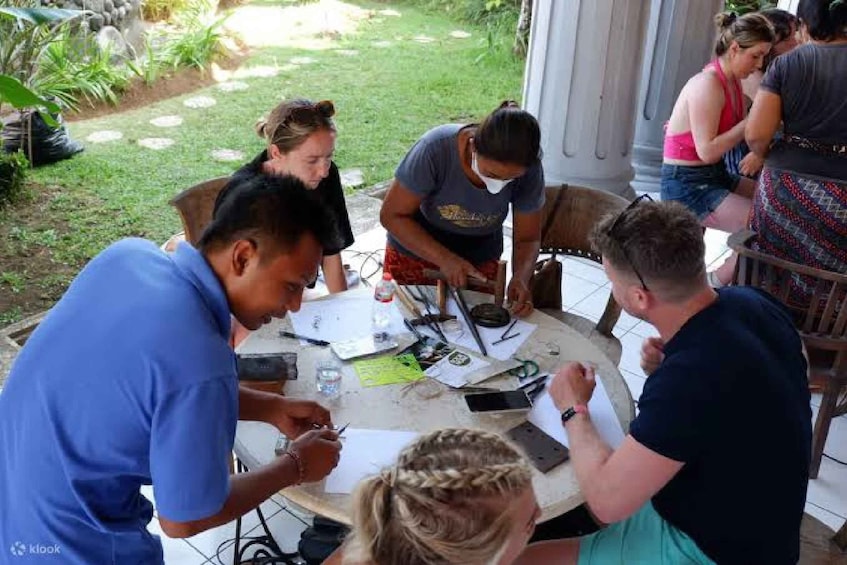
724, 0, 776, 14
0, 5, 85, 87
140, 0, 190, 22
127, 34, 165, 87
0, 149, 28, 207
0, 73, 60, 124
0, 73, 58, 206
161, 3, 229, 71
33, 25, 132, 110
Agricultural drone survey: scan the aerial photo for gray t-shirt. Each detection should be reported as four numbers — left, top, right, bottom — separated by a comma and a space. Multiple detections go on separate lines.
760, 43, 847, 180
388, 124, 545, 263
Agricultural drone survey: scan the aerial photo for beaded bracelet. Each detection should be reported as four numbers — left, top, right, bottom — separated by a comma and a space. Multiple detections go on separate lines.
285, 449, 306, 485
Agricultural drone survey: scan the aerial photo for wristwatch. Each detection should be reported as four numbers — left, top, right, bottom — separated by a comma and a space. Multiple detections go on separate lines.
561, 404, 588, 423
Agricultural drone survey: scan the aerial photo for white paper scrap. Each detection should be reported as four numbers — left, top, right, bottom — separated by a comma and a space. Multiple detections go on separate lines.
324, 429, 419, 494
424, 349, 490, 388
289, 293, 406, 344
527, 373, 626, 449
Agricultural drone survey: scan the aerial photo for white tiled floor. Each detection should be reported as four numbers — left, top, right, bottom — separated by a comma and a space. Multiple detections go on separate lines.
148, 225, 847, 560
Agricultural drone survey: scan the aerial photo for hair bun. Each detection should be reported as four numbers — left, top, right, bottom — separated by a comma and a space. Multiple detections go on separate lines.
498, 100, 520, 110
714, 11, 737, 30
314, 100, 336, 118
255, 118, 268, 138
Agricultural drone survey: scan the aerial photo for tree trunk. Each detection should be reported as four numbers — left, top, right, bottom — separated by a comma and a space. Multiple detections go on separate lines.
513, 0, 532, 58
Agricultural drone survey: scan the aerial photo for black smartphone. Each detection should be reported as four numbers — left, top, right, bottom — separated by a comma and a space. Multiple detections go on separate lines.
236, 352, 298, 381
464, 390, 533, 414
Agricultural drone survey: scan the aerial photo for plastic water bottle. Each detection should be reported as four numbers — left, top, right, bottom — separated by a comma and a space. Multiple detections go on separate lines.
372, 272, 396, 340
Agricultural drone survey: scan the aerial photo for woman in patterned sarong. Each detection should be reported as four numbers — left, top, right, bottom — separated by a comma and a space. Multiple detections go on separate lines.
746, 0, 847, 303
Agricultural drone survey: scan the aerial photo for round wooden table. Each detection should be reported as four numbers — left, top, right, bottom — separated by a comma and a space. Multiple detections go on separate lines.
234, 288, 635, 525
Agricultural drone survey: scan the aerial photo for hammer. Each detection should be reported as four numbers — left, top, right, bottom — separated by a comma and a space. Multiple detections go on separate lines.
423, 260, 507, 307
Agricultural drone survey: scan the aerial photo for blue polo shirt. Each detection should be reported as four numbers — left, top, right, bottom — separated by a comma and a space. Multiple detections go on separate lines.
0, 239, 238, 564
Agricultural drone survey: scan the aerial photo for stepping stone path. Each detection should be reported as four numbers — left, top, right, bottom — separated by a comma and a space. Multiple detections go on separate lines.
211, 149, 245, 162
336, 49, 359, 57
450, 30, 471, 39
372, 40, 392, 48
149, 115, 183, 128
85, 130, 123, 144
234, 66, 279, 79
217, 81, 249, 92
413, 35, 435, 44
289, 56, 316, 65
379, 9, 401, 16
339, 168, 364, 189
183, 96, 216, 109
138, 138, 175, 150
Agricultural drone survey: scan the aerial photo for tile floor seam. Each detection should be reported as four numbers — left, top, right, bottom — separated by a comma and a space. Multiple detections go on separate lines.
806, 499, 847, 521
190, 506, 287, 561
281, 505, 313, 527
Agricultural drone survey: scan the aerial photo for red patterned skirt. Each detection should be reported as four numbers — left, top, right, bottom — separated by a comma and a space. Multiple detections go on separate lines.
383, 242, 501, 291
750, 166, 847, 303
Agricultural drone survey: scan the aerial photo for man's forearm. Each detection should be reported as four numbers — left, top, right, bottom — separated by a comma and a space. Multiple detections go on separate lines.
162, 455, 298, 537
512, 239, 541, 284
238, 384, 282, 423
564, 413, 614, 510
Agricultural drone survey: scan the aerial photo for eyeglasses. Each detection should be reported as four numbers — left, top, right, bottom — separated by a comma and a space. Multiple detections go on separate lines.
607, 193, 653, 291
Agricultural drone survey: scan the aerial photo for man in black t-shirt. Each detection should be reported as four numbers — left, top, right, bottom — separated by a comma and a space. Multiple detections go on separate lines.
518, 201, 810, 565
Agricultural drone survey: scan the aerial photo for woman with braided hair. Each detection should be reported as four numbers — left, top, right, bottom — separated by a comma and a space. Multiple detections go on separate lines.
325, 428, 540, 565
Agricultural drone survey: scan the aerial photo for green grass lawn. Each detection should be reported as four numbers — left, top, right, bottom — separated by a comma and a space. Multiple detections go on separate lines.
0, 0, 524, 322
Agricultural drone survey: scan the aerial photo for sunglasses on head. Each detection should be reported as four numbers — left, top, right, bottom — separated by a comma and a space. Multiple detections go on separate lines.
607, 194, 654, 291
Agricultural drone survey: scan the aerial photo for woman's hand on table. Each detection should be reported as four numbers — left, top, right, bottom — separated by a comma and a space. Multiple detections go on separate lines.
274, 398, 332, 438
439, 253, 486, 288
549, 362, 596, 410
288, 428, 342, 483
507, 278, 534, 318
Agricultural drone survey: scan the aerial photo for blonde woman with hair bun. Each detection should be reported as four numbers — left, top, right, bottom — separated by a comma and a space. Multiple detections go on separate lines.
324, 428, 540, 565
661, 11, 775, 287
214, 98, 355, 296
212, 98, 356, 347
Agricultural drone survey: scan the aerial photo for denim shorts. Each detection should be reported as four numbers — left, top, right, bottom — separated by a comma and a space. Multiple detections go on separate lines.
660, 163, 740, 220
578, 502, 715, 565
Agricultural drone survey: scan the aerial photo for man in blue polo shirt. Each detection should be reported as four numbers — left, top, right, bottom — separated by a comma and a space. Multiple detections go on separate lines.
0, 175, 343, 563
518, 201, 811, 564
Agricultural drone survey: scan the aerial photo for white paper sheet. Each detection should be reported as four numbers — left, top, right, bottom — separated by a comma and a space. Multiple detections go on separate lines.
324, 429, 419, 494
289, 293, 407, 344
527, 373, 626, 449
424, 349, 490, 388
419, 296, 537, 360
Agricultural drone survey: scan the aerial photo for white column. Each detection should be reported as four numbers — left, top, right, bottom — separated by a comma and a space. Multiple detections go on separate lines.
522, 0, 651, 197
631, 0, 723, 192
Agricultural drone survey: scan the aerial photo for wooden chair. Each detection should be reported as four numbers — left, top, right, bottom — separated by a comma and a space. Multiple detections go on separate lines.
532, 184, 630, 366
168, 177, 230, 246
728, 229, 847, 480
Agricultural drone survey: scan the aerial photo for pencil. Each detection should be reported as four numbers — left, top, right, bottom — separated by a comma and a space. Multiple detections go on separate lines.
279, 331, 330, 347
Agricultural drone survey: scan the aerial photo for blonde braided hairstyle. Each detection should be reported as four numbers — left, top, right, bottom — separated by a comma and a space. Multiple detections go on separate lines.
344, 428, 533, 565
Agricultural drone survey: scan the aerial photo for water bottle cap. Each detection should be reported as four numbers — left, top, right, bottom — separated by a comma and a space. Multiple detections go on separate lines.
382, 272, 393, 281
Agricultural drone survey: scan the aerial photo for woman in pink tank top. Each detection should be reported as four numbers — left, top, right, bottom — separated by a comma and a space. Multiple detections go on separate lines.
661, 11, 774, 285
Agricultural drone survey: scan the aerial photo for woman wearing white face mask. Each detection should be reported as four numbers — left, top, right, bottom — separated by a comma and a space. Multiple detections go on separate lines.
380, 101, 545, 318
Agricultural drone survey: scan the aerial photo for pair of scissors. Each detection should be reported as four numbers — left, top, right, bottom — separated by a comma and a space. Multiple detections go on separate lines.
508, 357, 540, 383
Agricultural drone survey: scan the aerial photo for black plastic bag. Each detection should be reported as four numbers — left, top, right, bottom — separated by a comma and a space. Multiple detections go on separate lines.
2, 110, 84, 167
